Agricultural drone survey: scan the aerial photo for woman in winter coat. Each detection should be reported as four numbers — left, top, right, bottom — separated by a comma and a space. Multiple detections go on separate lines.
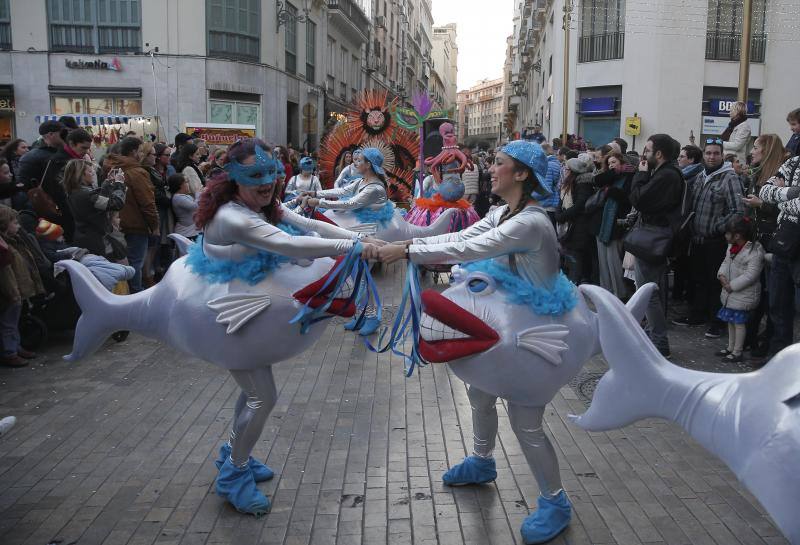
587, 152, 633, 299
722, 101, 752, 164
554, 154, 596, 284
64, 158, 127, 258
175, 143, 205, 197
103, 137, 159, 292
715, 216, 765, 363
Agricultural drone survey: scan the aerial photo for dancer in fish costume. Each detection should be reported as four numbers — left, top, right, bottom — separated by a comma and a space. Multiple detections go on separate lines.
379, 140, 589, 544
60, 139, 381, 516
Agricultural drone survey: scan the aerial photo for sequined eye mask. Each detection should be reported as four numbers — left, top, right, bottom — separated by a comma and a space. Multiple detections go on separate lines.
224, 145, 278, 186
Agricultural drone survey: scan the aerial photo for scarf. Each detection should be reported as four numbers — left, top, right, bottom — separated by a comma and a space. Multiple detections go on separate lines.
63, 144, 84, 160
721, 114, 747, 142
729, 242, 745, 256
682, 162, 703, 179
598, 177, 626, 244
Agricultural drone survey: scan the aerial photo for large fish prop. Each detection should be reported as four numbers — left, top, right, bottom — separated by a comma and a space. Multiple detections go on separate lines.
573, 285, 800, 543
414, 265, 653, 405
323, 206, 459, 243
59, 245, 358, 369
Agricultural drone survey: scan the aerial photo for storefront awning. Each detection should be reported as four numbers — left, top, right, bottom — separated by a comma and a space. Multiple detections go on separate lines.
35, 114, 132, 126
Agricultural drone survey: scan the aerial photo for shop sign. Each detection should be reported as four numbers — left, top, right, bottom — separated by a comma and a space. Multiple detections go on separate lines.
184, 123, 256, 146
708, 99, 755, 116
65, 57, 122, 71
625, 116, 641, 136
702, 116, 761, 137
0, 98, 14, 111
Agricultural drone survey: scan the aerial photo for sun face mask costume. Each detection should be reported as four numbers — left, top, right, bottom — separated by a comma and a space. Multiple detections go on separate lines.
60, 140, 378, 517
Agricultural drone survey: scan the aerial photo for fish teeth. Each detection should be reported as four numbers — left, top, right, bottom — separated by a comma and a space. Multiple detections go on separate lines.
419, 313, 469, 342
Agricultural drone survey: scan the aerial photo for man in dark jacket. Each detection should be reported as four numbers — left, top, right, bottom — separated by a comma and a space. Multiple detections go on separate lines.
673, 139, 744, 338
629, 134, 684, 357
16, 121, 64, 190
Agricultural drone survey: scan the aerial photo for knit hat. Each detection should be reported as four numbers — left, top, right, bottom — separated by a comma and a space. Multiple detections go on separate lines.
36, 219, 64, 241
566, 154, 593, 174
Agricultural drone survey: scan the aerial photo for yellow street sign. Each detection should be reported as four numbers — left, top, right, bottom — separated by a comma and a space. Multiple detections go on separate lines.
625, 116, 641, 136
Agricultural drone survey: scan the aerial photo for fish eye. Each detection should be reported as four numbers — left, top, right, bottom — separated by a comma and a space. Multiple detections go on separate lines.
465, 272, 495, 295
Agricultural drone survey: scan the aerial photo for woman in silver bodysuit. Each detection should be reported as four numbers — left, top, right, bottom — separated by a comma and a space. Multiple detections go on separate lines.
378, 140, 574, 544
195, 138, 379, 515
300, 147, 389, 335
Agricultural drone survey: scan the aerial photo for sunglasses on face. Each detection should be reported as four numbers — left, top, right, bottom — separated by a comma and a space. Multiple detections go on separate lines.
705, 138, 724, 145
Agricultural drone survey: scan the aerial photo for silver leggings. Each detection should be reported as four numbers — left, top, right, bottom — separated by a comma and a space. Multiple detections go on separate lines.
227, 367, 278, 468
468, 385, 563, 499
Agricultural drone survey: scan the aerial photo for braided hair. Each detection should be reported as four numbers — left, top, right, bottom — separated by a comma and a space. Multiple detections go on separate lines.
498, 159, 538, 225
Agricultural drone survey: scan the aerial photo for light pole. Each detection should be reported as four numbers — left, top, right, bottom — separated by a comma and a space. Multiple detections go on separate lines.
561, 0, 572, 144
738, 0, 753, 102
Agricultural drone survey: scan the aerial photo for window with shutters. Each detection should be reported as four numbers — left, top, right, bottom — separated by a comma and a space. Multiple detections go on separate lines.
285, 3, 298, 75
207, 0, 260, 62
0, 0, 10, 50
305, 21, 316, 83
706, 0, 767, 62
47, 0, 141, 54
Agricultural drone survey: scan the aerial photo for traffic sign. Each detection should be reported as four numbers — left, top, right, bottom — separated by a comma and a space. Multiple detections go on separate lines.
625, 116, 641, 136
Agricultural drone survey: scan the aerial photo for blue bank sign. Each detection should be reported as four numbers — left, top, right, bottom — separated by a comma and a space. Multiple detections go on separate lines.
708, 99, 756, 116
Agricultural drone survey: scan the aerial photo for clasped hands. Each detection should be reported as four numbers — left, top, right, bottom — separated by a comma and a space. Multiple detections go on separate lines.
359, 239, 411, 263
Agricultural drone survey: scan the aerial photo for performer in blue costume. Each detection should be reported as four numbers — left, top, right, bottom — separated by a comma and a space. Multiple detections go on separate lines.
378, 140, 579, 544
300, 147, 391, 336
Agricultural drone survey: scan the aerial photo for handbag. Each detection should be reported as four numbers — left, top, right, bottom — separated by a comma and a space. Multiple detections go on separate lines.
622, 219, 674, 264
27, 160, 61, 221
769, 219, 800, 259
584, 187, 607, 213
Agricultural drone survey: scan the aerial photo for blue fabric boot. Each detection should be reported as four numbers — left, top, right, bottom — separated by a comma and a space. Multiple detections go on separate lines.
214, 442, 274, 482
442, 456, 497, 486
343, 316, 362, 331
358, 316, 381, 336
215, 458, 270, 516
520, 491, 572, 544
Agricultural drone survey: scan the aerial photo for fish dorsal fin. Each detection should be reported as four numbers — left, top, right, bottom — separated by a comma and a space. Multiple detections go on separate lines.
516, 324, 569, 366
207, 293, 271, 334
348, 222, 378, 234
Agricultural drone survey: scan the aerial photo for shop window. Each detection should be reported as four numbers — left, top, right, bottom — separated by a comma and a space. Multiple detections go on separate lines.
209, 99, 260, 127
284, 3, 298, 75
305, 20, 316, 83
47, 0, 141, 54
51, 95, 142, 116
706, 0, 767, 62
578, 0, 625, 62
0, 0, 10, 50
207, 0, 260, 62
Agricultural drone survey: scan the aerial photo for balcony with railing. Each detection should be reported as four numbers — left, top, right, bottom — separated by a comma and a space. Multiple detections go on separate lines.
328, 0, 370, 44
578, 31, 625, 63
706, 31, 766, 63
208, 30, 260, 62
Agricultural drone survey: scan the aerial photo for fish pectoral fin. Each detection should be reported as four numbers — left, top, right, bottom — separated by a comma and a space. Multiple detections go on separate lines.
516, 324, 570, 366
349, 223, 378, 234
784, 391, 800, 410
207, 293, 271, 334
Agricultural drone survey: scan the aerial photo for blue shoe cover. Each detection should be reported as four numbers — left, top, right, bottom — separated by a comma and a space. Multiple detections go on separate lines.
442, 456, 497, 486
520, 491, 572, 544
343, 316, 361, 331
214, 443, 274, 482
216, 458, 270, 516
358, 317, 381, 336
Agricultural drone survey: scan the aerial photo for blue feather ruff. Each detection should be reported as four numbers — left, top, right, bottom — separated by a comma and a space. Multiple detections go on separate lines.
186, 235, 288, 285
461, 260, 578, 316
353, 202, 395, 227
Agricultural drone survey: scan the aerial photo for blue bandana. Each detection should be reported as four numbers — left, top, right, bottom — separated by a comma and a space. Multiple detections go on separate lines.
224, 145, 278, 186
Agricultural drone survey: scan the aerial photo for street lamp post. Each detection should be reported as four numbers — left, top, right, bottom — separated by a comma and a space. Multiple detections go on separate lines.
276, 0, 311, 32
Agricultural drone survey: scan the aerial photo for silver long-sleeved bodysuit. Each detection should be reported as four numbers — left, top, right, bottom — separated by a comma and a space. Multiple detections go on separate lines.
205, 201, 359, 467
409, 204, 564, 498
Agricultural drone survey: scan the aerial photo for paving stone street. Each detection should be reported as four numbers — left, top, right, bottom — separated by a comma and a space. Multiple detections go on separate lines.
0, 263, 790, 545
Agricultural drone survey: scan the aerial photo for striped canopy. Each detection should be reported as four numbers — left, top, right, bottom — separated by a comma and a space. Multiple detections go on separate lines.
35, 114, 131, 126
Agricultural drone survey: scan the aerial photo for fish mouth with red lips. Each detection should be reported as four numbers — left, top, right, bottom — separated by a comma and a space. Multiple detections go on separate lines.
419, 289, 500, 363
293, 257, 357, 317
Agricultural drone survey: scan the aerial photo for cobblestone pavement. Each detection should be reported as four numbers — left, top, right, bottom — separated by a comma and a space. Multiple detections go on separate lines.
0, 263, 789, 545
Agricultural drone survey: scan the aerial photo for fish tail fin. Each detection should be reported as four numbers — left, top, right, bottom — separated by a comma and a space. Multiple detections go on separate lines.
626, 282, 658, 323
406, 208, 458, 238
569, 284, 667, 431
168, 233, 196, 257
59, 260, 128, 362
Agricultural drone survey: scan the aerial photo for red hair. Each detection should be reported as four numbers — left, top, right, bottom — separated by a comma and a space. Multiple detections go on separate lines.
194, 171, 284, 229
